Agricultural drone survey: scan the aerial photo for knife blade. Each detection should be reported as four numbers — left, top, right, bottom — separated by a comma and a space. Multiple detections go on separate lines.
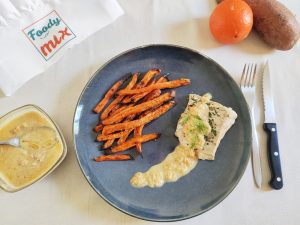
262, 62, 283, 190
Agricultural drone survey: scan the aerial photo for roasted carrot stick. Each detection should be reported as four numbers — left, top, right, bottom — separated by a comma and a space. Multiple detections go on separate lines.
116, 114, 136, 144
93, 76, 127, 113
118, 78, 190, 95
95, 104, 135, 134
105, 108, 137, 130
126, 80, 156, 103
102, 139, 114, 149
122, 80, 155, 104
122, 69, 160, 103
137, 69, 160, 87
102, 101, 176, 135
100, 97, 122, 120
107, 133, 160, 154
108, 103, 121, 116
133, 88, 163, 154
109, 103, 134, 117
143, 89, 161, 102
100, 73, 139, 120
134, 125, 144, 154
125, 113, 136, 121
94, 123, 104, 133
117, 129, 132, 145
130, 76, 167, 103
94, 154, 134, 162
102, 91, 175, 125
97, 129, 134, 141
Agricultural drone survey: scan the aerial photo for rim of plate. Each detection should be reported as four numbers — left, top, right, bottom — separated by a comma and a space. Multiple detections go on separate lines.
72, 44, 251, 222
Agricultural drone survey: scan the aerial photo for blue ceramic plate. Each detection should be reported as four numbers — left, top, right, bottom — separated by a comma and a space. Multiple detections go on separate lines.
73, 45, 251, 222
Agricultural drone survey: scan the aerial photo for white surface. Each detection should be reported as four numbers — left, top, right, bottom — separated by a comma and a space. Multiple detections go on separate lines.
1, 0, 300, 224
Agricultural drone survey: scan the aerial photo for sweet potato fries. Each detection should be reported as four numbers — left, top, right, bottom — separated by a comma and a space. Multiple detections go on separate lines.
92, 69, 190, 162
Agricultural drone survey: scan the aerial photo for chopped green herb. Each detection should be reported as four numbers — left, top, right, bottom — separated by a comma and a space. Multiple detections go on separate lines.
180, 114, 189, 125
190, 135, 199, 149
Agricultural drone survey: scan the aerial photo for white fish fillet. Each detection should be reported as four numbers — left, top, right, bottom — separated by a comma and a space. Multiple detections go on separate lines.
175, 94, 212, 151
198, 100, 237, 160
184, 94, 238, 160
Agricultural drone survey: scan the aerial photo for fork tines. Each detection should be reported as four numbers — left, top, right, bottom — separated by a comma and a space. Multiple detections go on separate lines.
240, 63, 257, 88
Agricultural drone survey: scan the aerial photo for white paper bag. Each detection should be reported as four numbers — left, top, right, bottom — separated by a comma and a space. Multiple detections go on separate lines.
0, 0, 123, 96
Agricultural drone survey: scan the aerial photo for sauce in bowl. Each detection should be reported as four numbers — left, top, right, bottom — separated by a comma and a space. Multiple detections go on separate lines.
0, 105, 66, 192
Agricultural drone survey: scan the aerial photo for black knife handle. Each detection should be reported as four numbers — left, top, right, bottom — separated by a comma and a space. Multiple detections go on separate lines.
263, 123, 283, 190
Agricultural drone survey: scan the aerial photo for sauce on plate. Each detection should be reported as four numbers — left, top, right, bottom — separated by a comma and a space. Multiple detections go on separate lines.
130, 145, 198, 188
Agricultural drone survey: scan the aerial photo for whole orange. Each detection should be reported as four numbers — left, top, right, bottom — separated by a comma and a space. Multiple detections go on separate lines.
209, 0, 253, 44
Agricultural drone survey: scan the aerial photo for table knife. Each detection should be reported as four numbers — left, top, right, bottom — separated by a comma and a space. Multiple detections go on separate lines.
262, 62, 283, 190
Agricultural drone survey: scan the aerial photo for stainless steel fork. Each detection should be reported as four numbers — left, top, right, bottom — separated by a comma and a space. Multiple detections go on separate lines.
240, 63, 262, 188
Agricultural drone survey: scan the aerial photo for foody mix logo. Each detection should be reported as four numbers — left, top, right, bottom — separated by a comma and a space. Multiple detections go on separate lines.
23, 11, 76, 61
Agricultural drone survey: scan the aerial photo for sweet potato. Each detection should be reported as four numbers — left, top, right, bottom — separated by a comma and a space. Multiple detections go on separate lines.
102, 91, 175, 125
118, 79, 190, 95
245, 0, 300, 50
102, 101, 176, 135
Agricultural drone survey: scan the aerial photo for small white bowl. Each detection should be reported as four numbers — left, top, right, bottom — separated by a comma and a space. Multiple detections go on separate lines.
0, 105, 67, 192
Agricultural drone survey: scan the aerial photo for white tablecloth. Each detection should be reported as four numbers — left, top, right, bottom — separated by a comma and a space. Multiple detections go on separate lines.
1, 1, 300, 224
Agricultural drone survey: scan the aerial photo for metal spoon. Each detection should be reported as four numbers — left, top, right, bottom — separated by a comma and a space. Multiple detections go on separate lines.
0, 137, 21, 147
0, 126, 58, 150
